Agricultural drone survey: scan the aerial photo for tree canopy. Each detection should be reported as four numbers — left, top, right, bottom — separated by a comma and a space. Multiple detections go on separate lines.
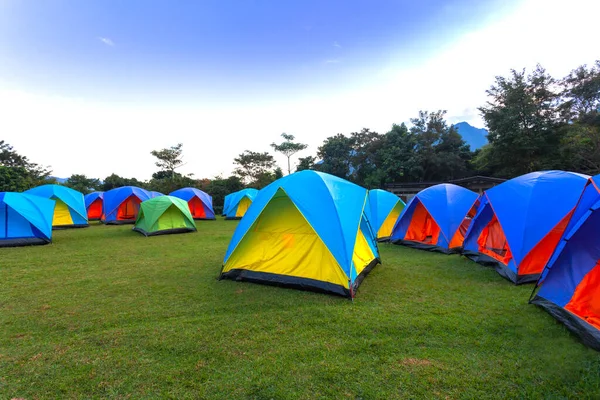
270, 133, 308, 174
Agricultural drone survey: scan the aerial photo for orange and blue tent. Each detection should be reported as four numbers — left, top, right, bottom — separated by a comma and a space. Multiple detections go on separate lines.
0, 192, 54, 247
25, 184, 88, 229
220, 171, 380, 298
367, 189, 406, 241
169, 187, 215, 220
84, 192, 104, 221
531, 175, 600, 350
102, 186, 151, 224
223, 188, 258, 219
390, 184, 478, 253
463, 171, 589, 284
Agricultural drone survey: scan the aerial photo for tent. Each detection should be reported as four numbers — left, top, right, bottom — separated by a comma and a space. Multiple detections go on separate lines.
463, 171, 589, 284
220, 171, 380, 298
102, 186, 151, 224
367, 189, 406, 241
25, 184, 88, 229
149, 191, 164, 198
390, 184, 478, 253
84, 192, 104, 221
133, 196, 197, 236
0, 192, 54, 247
222, 193, 233, 216
169, 187, 215, 220
531, 175, 600, 350
223, 188, 259, 219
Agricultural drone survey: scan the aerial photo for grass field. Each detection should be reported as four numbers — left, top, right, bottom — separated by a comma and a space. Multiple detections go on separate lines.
1, 219, 599, 399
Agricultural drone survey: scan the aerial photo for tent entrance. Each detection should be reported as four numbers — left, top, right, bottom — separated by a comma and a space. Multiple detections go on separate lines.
235, 196, 252, 217
117, 195, 141, 221
565, 261, 600, 330
404, 201, 440, 245
189, 197, 206, 219
450, 203, 478, 248
477, 214, 512, 264
155, 205, 190, 232
52, 198, 73, 226
88, 198, 103, 220
377, 202, 404, 239
224, 189, 348, 288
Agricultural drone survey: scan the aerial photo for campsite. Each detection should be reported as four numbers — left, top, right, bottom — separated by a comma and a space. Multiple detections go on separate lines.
2, 1, 600, 398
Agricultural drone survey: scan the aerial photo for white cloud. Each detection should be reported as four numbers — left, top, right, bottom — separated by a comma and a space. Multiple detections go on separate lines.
1, 0, 598, 180
98, 37, 115, 46
333, 41, 341, 48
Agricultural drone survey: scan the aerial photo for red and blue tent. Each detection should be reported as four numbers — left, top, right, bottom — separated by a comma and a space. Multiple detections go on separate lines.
84, 192, 104, 221
102, 186, 151, 224
463, 171, 589, 284
169, 187, 215, 220
390, 184, 478, 253
531, 175, 600, 350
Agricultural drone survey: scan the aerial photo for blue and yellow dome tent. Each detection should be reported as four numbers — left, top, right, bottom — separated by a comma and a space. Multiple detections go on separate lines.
223, 188, 259, 220
530, 175, 600, 350
84, 192, 104, 221
102, 186, 151, 224
390, 184, 478, 253
133, 196, 197, 236
222, 193, 232, 216
367, 189, 406, 241
220, 171, 380, 298
462, 171, 589, 284
170, 187, 215, 220
0, 192, 54, 247
25, 184, 88, 229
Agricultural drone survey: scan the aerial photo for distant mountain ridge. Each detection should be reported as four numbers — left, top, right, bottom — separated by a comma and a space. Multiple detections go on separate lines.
453, 122, 488, 150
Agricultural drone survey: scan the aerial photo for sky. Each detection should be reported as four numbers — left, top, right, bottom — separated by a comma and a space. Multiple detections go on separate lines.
0, 0, 598, 180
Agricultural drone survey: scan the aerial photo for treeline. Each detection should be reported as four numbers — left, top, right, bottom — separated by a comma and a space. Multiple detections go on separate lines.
1, 60, 598, 209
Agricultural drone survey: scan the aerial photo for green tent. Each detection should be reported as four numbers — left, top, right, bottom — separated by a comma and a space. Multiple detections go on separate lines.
133, 196, 197, 236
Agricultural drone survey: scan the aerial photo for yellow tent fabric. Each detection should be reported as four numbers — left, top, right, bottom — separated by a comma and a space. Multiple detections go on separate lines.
235, 196, 252, 218
377, 202, 404, 239
52, 198, 74, 226
223, 190, 349, 288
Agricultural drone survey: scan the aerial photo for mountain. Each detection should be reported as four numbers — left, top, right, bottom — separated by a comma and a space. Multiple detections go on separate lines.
453, 122, 488, 150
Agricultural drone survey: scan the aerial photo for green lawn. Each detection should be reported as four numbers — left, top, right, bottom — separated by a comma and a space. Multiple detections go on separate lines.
1, 219, 599, 399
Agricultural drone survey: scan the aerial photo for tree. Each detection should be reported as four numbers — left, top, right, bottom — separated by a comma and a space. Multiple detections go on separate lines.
0, 166, 31, 192
204, 175, 244, 214
296, 156, 316, 172
150, 143, 185, 179
102, 174, 146, 191
559, 61, 600, 123
316, 134, 355, 179
379, 123, 419, 183
477, 65, 561, 178
233, 150, 276, 186
270, 133, 308, 174
0, 140, 52, 190
64, 174, 102, 195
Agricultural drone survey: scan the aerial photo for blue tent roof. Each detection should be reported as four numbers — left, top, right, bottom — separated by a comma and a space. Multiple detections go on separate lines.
170, 187, 213, 207
149, 191, 164, 198
25, 184, 87, 222
223, 188, 259, 218
479, 170, 589, 266
367, 189, 405, 234
103, 186, 151, 222
391, 183, 478, 245
224, 171, 378, 281
0, 192, 55, 242
84, 192, 104, 208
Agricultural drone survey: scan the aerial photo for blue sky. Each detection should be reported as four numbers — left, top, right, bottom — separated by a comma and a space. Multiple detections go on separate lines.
0, 0, 598, 179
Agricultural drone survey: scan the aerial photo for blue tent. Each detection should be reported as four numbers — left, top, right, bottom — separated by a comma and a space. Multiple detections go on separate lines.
149, 191, 164, 198
222, 193, 232, 216
25, 184, 88, 229
390, 184, 479, 253
0, 192, 55, 247
220, 171, 380, 298
463, 170, 589, 284
169, 187, 215, 220
102, 186, 151, 224
531, 175, 600, 350
367, 189, 406, 241
84, 192, 104, 221
223, 188, 259, 220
